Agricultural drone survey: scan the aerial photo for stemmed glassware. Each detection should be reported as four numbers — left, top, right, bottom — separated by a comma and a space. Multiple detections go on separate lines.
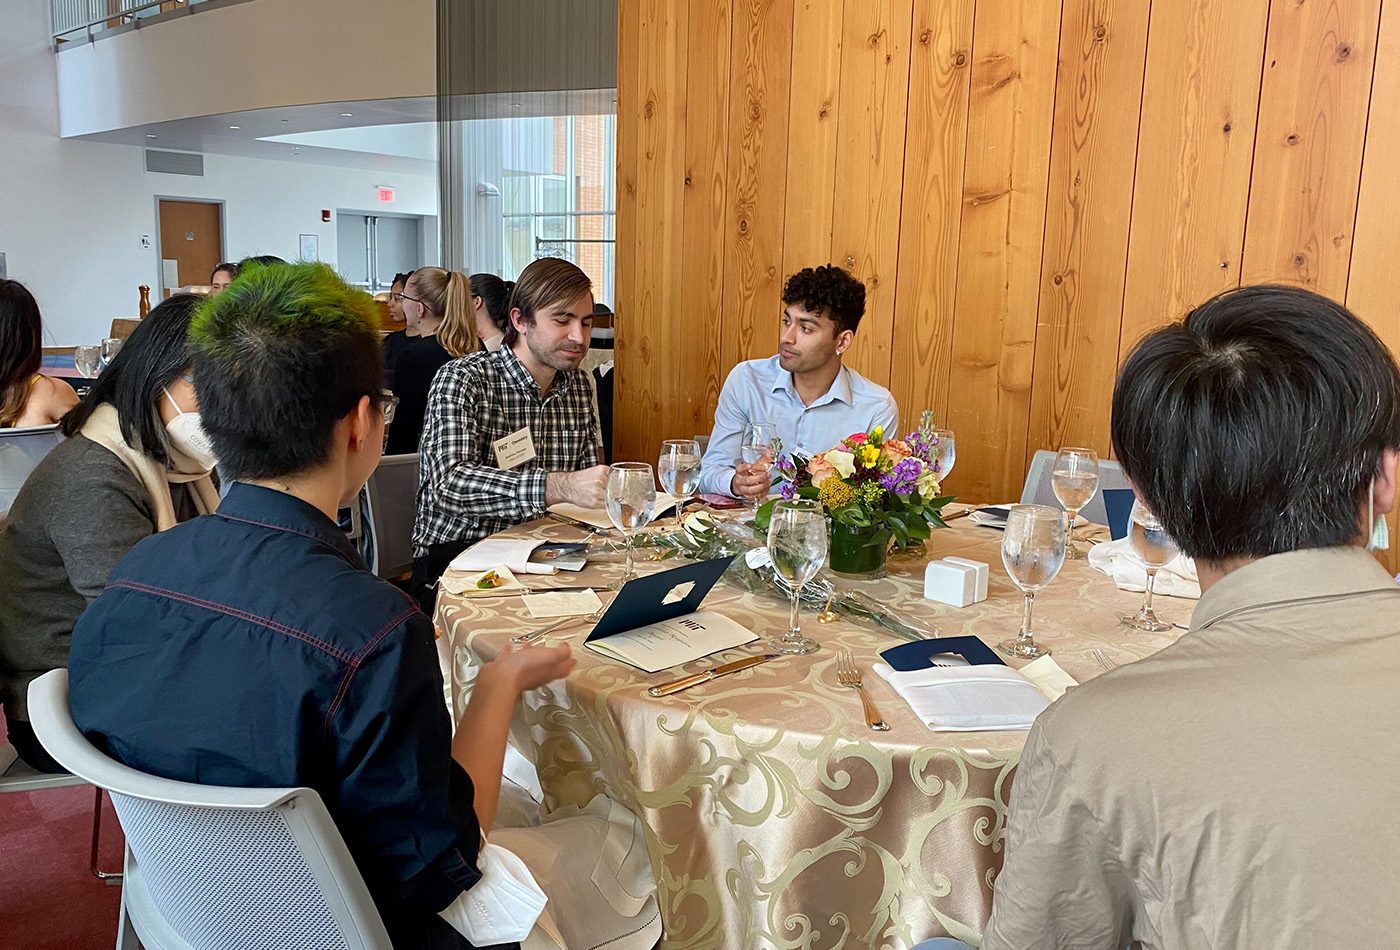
1052, 447, 1099, 559
740, 422, 778, 511
998, 504, 1068, 659
767, 500, 828, 655
933, 428, 956, 482
605, 462, 656, 590
73, 345, 101, 378
1122, 499, 1179, 632
657, 439, 702, 528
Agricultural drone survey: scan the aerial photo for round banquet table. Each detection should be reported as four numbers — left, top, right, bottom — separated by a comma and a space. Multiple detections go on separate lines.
436, 514, 1190, 949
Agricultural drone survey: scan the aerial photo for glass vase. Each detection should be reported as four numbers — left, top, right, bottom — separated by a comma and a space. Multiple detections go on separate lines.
827, 520, 888, 579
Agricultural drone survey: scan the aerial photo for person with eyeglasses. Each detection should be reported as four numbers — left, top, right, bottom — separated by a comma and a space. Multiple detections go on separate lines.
385, 267, 477, 455
381, 271, 418, 376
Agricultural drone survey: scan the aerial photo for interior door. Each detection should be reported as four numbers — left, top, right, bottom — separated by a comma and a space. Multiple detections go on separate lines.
157, 200, 223, 296
337, 213, 371, 287
373, 216, 422, 289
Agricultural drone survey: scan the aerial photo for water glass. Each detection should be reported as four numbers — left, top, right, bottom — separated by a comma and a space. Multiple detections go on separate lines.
99, 337, 123, 370
658, 439, 702, 527
606, 462, 656, 589
73, 345, 101, 378
998, 504, 1067, 659
933, 428, 955, 482
739, 422, 778, 510
1122, 499, 1179, 632
767, 500, 828, 655
1052, 447, 1099, 559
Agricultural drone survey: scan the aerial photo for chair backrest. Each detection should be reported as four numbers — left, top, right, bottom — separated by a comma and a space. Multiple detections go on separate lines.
27, 671, 392, 950
0, 423, 64, 515
1019, 450, 1132, 526
363, 453, 420, 579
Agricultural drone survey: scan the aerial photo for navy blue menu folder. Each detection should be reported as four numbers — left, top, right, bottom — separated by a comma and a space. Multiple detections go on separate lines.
880, 636, 1007, 671
586, 556, 737, 643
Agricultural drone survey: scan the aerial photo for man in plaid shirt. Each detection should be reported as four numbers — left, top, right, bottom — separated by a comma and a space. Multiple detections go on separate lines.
410, 258, 608, 611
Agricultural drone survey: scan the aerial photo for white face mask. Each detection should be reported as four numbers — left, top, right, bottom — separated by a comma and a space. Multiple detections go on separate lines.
1367, 477, 1390, 551
163, 386, 218, 473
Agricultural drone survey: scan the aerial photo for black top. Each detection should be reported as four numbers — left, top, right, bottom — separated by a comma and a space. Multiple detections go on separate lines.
387, 336, 453, 455
68, 483, 487, 947
382, 329, 418, 378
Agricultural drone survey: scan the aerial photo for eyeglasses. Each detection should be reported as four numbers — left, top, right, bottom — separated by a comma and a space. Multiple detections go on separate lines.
393, 291, 422, 305
379, 391, 399, 425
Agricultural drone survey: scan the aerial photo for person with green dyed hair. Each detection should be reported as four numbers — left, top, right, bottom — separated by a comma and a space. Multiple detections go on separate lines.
65, 261, 662, 948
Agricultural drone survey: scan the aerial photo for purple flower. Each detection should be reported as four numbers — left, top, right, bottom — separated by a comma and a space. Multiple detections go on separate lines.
878, 457, 923, 495
780, 481, 797, 500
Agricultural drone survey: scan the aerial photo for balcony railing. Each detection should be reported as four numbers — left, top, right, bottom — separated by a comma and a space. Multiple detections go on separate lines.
52, 0, 220, 44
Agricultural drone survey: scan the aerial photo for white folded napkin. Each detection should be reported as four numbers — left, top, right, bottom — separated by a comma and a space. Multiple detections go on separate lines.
873, 662, 1053, 731
451, 537, 560, 575
1087, 537, 1200, 599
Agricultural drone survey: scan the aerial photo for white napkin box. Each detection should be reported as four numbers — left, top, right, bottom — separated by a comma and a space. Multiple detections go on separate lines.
923, 558, 990, 607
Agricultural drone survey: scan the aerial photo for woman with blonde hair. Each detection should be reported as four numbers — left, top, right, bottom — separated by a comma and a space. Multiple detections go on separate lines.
385, 266, 476, 454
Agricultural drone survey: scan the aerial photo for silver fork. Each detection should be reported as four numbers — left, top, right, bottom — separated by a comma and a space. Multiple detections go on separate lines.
834, 650, 889, 732
1092, 648, 1117, 672
511, 604, 607, 644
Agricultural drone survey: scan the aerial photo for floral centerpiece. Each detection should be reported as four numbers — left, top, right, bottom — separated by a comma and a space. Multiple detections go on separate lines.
756, 412, 955, 577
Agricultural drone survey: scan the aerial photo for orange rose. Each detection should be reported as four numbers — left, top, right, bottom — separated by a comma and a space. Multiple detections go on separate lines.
807, 453, 837, 487
883, 439, 913, 464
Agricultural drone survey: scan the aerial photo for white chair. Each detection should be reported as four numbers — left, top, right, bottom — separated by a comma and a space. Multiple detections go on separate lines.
362, 453, 420, 579
27, 670, 393, 950
0, 740, 121, 883
1020, 449, 1132, 526
0, 423, 63, 516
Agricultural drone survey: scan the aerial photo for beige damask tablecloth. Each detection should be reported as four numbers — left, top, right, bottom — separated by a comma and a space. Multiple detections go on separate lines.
436, 516, 1191, 949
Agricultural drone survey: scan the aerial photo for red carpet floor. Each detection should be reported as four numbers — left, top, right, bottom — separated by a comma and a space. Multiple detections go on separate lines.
1, 710, 124, 950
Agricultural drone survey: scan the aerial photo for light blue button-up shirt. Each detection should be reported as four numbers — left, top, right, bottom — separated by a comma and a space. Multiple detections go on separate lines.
697, 355, 900, 497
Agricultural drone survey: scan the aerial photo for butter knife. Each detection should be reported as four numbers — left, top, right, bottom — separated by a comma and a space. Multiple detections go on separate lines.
548, 511, 607, 531
647, 654, 781, 697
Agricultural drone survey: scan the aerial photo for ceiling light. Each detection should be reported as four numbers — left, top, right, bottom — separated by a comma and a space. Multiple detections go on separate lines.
145, 133, 156, 138
341, 112, 354, 117
228, 125, 240, 129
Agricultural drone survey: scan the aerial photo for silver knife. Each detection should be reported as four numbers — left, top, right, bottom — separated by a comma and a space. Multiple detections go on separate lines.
547, 511, 607, 531
647, 654, 781, 697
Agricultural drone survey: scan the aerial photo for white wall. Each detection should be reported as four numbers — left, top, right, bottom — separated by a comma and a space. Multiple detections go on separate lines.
0, 0, 438, 345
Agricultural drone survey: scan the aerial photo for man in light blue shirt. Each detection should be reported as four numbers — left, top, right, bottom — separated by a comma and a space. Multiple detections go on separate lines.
697, 265, 899, 500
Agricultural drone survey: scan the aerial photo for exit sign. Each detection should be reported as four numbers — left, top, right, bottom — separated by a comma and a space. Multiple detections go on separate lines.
376, 186, 395, 203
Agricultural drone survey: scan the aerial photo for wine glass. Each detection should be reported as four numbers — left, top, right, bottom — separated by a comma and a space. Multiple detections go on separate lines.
605, 462, 656, 589
933, 428, 955, 482
767, 499, 828, 655
998, 505, 1067, 659
73, 345, 101, 378
740, 422, 778, 511
99, 337, 123, 370
1052, 447, 1099, 559
1122, 499, 1179, 632
657, 439, 702, 528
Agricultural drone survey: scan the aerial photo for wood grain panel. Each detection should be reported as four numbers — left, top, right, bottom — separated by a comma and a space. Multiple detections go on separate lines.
676, 0, 735, 445
614, 0, 641, 457
942, 0, 1062, 504
887, 0, 974, 432
829, 0, 915, 386
720, 0, 797, 379
1026, 0, 1152, 460
1118, 0, 1271, 356
1345, 0, 1400, 575
1241, 0, 1384, 297
614, 0, 690, 464
780, 0, 844, 276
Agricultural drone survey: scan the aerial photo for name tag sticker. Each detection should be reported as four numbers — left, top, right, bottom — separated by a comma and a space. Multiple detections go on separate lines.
492, 426, 538, 470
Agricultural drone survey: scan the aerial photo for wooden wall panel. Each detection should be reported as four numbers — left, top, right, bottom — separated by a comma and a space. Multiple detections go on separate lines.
615, 0, 691, 464
720, 0, 797, 379
780, 0, 844, 277
942, 0, 1062, 504
1118, 0, 1271, 356
829, 0, 915, 385
886, 0, 974, 431
1345, 0, 1400, 576
1027, 0, 1152, 459
1241, 0, 1384, 297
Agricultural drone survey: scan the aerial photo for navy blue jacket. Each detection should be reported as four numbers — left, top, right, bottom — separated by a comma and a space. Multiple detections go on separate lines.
69, 483, 486, 947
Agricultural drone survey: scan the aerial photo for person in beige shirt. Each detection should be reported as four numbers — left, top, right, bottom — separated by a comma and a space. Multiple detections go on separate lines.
981, 284, 1400, 950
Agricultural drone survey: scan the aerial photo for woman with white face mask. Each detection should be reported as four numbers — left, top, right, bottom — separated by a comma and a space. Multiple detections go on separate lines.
0, 294, 218, 773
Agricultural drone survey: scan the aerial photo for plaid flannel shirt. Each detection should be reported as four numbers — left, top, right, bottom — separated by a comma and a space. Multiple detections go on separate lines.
412, 346, 602, 556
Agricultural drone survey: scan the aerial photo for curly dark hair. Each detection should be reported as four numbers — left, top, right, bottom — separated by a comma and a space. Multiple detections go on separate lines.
781, 265, 866, 335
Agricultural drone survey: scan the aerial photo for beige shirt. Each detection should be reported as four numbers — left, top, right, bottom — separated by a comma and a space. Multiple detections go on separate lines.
983, 547, 1400, 950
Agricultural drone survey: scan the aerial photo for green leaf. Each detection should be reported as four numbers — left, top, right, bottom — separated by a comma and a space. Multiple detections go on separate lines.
754, 497, 778, 532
